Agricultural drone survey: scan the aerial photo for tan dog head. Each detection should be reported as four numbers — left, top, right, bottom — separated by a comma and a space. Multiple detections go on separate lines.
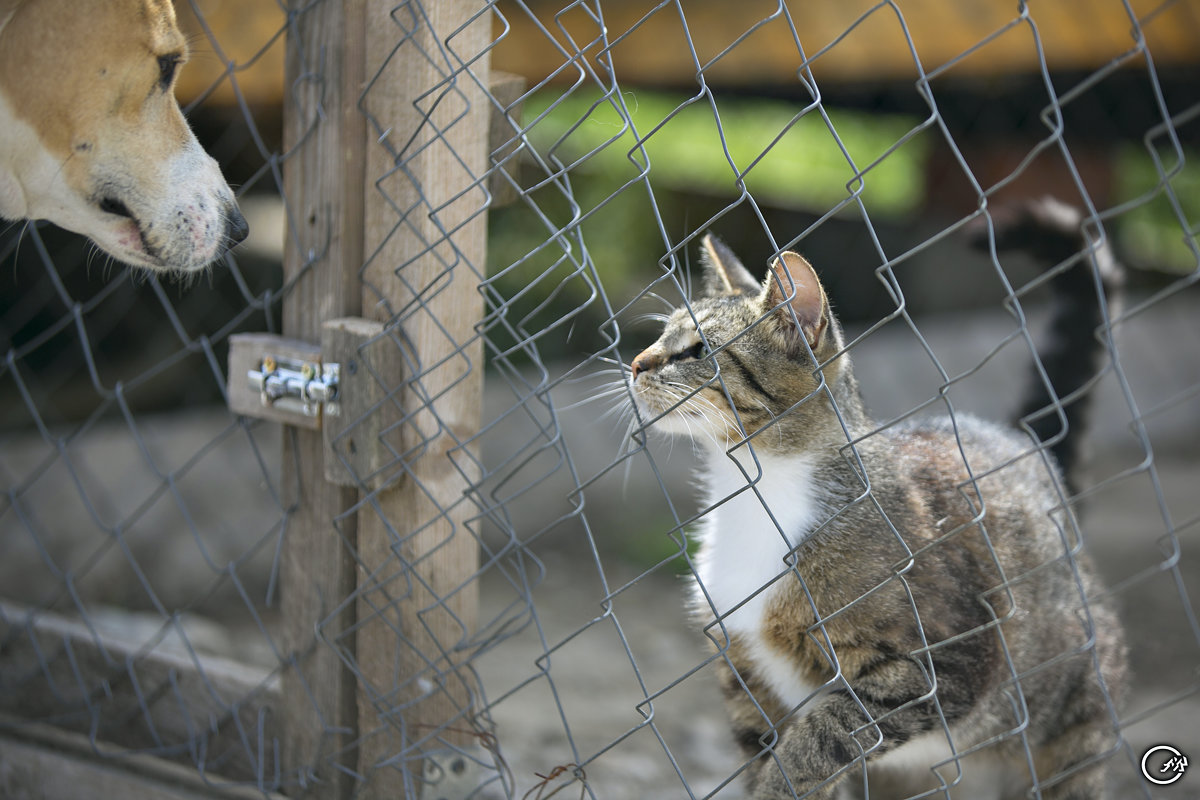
0, 0, 247, 274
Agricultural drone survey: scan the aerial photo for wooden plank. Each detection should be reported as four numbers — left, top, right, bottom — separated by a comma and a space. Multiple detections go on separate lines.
486, 70, 527, 208
227, 333, 323, 430
0, 602, 279, 784
0, 714, 286, 800
322, 317, 408, 490
280, 1, 366, 797
355, 1, 490, 795
491, 0, 1200, 88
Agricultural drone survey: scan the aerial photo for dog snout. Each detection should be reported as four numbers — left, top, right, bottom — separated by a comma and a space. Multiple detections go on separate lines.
226, 204, 249, 246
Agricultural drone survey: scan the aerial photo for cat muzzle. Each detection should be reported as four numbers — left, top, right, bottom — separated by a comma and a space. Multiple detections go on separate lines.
630, 347, 663, 381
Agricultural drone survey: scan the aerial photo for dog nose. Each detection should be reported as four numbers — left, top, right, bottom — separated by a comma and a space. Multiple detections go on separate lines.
630, 348, 661, 381
226, 206, 250, 245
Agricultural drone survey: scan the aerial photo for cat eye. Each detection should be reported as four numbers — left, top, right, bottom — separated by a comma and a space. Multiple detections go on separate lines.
669, 342, 705, 364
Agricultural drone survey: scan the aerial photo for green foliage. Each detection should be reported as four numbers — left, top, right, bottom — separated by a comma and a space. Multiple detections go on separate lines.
613, 517, 698, 573
1114, 144, 1200, 273
484, 89, 930, 361
523, 88, 929, 216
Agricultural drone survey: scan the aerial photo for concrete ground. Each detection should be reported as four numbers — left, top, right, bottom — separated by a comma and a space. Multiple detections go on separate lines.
0, 285, 1196, 799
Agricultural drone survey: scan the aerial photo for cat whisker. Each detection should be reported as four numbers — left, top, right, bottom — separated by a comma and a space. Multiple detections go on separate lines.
592, 354, 628, 370
644, 290, 680, 314
556, 366, 626, 388
572, 366, 625, 379
630, 312, 671, 326
663, 381, 737, 432
751, 397, 784, 448
598, 395, 637, 424
659, 383, 728, 451
684, 391, 743, 450
557, 383, 629, 413
566, 379, 628, 398
699, 404, 739, 449
619, 411, 646, 490
663, 379, 708, 406
609, 401, 636, 448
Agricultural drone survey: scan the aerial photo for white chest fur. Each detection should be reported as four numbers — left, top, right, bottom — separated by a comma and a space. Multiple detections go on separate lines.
693, 447, 827, 710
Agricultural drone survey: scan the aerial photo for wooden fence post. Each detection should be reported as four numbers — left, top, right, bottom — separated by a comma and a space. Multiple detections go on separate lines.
354, 1, 489, 796
281, 1, 367, 797
280, 1, 488, 795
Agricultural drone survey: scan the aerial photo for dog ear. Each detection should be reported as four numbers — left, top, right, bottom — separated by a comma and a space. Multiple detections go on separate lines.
700, 234, 759, 297
764, 251, 831, 354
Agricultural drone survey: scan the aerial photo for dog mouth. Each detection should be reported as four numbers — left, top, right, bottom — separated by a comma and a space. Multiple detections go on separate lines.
96, 194, 165, 266
91, 188, 248, 272
98, 195, 135, 220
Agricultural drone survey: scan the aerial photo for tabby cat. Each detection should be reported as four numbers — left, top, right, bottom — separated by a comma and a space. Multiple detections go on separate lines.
625, 200, 1126, 799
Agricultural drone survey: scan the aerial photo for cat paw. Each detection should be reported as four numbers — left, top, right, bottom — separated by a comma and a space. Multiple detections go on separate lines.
751, 765, 839, 800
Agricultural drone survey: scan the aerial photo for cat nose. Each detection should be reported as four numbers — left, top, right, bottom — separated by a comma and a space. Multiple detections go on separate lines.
631, 348, 661, 381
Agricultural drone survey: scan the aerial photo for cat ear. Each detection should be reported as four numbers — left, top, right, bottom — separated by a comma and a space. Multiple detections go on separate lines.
764, 251, 830, 352
700, 234, 759, 296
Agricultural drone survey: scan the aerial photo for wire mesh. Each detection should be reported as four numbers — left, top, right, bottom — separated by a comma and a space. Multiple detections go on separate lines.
1, 1, 1198, 799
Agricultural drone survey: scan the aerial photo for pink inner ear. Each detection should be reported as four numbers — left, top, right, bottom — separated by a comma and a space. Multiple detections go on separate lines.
768, 252, 827, 347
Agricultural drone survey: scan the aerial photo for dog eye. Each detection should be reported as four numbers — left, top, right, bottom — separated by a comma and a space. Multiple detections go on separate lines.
157, 54, 181, 90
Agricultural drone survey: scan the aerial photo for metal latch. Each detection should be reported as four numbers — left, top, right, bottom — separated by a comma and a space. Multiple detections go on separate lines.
226, 322, 388, 458
249, 355, 341, 418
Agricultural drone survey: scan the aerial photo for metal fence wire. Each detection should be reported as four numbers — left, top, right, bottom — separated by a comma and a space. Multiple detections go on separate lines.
1, 1, 1198, 799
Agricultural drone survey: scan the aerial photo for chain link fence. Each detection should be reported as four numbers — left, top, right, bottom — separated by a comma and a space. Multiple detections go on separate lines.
1, 1, 1197, 798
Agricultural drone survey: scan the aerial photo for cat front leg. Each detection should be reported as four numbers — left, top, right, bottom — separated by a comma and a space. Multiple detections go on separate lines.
749, 679, 944, 800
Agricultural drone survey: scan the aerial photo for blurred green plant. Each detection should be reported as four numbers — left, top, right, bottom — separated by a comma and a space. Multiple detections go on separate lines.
485, 89, 929, 362
1114, 144, 1200, 274
613, 515, 698, 573
523, 88, 929, 216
